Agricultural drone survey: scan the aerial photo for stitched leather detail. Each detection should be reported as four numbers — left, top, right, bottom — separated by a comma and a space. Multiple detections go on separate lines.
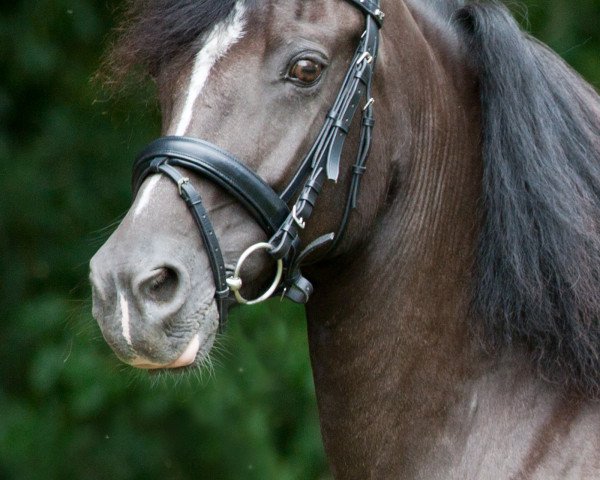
134, 137, 290, 235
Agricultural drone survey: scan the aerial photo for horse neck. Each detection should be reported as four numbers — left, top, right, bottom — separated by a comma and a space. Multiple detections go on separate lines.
304, 3, 598, 478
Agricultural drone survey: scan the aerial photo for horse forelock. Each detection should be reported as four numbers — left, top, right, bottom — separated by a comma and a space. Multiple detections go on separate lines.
455, 2, 600, 397
100, 0, 254, 88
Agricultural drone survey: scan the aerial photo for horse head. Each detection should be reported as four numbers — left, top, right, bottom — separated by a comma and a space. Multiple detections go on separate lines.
90, 0, 392, 370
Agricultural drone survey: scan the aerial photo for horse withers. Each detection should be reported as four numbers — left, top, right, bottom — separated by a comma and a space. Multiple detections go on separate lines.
90, 1, 600, 478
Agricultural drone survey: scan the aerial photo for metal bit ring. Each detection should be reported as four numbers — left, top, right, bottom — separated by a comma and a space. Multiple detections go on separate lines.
226, 242, 283, 305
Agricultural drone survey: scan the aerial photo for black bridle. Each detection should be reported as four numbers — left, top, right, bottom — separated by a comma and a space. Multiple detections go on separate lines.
132, 0, 383, 331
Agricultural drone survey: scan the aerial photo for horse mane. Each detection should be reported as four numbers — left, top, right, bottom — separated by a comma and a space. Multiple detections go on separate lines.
422, 0, 466, 18
99, 0, 238, 88
454, 2, 600, 396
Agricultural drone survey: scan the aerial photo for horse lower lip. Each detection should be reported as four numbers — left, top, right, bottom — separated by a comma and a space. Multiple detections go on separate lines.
129, 334, 201, 370
165, 334, 201, 369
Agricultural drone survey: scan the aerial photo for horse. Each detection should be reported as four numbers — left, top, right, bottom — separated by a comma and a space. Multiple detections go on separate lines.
90, 0, 600, 477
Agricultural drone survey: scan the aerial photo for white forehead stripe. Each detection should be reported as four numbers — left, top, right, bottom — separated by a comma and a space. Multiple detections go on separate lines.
120, 293, 133, 347
174, 2, 247, 136
133, 175, 161, 219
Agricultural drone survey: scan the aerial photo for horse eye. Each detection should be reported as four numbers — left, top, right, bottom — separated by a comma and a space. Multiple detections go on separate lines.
287, 59, 324, 86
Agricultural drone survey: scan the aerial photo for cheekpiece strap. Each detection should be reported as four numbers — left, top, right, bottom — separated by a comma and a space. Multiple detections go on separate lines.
267, 0, 382, 278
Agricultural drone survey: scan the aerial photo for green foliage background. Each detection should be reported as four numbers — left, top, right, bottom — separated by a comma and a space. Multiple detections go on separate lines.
0, 1, 598, 479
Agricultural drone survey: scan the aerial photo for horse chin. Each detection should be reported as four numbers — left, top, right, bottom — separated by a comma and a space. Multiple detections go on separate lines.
126, 300, 220, 374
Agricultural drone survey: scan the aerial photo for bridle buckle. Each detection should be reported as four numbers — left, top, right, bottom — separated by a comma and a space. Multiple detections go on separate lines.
357, 52, 373, 65
292, 204, 306, 229
177, 177, 190, 196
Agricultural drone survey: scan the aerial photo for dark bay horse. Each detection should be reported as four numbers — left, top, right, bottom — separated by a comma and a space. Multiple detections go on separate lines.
90, 0, 600, 477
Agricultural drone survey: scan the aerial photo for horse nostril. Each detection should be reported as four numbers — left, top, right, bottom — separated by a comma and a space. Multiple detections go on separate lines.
140, 267, 180, 304
131, 263, 190, 320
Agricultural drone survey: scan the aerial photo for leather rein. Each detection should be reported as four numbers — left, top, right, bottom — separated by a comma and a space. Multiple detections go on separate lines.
132, 0, 383, 331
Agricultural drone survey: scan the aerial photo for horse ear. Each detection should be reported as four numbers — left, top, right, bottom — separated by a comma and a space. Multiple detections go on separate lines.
454, 2, 600, 396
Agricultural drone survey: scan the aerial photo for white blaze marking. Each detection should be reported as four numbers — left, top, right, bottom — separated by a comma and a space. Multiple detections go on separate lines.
174, 2, 247, 136
133, 5, 246, 219
120, 293, 133, 346
133, 175, 161, 219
